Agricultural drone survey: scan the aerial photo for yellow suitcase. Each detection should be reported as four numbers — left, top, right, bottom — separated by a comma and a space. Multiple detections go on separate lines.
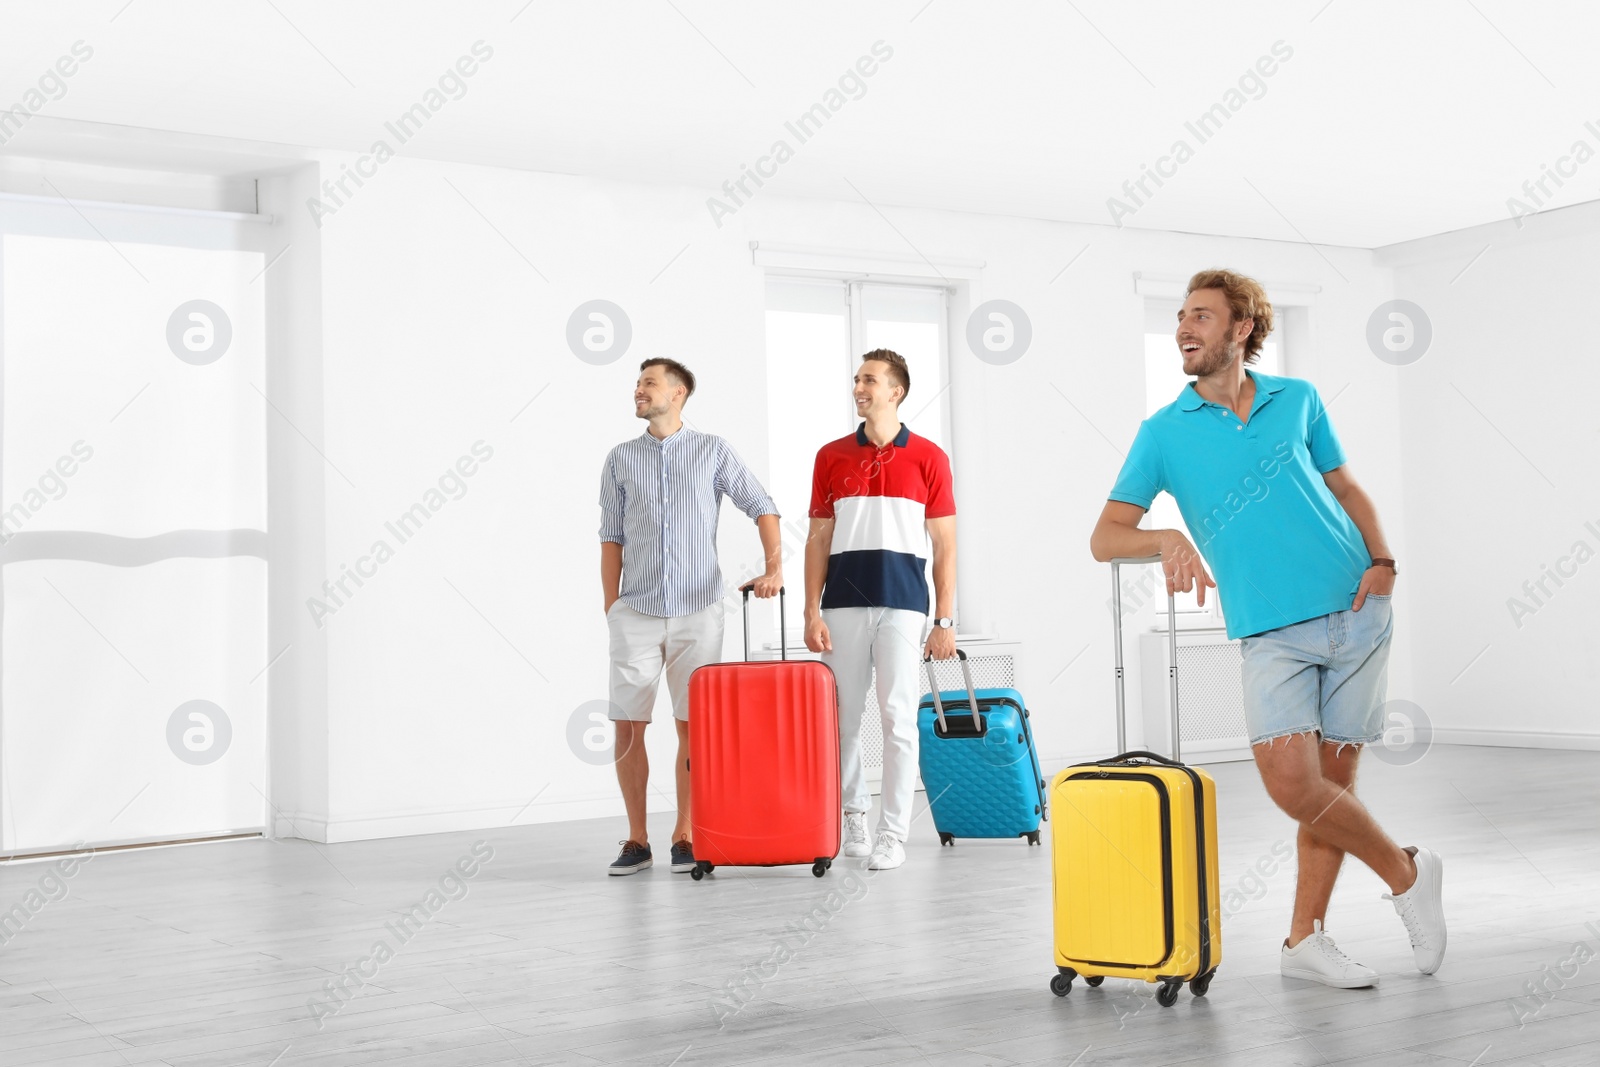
1048, 557, 1222, 1007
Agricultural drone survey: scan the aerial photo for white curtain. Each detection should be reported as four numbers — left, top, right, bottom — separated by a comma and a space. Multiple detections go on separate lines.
1, 223, 267, 853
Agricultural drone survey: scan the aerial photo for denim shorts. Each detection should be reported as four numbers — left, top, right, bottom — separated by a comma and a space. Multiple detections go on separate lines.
1239, 595, 1394, 747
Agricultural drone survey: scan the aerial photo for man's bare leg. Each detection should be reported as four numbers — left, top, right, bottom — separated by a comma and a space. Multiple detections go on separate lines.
1254, 732, 1415, 913
614, 719, 649, 845
672, 718, 692, 844
1286, 738, 1366, 945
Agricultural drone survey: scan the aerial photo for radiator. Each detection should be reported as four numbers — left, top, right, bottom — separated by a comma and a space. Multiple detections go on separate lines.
858, 645, 1019, 785
1138, 629, 1253, 763
753, 640, 1021, 788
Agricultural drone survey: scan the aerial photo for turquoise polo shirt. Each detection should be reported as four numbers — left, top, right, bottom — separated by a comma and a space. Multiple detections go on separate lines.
1108, 370, 1372, 640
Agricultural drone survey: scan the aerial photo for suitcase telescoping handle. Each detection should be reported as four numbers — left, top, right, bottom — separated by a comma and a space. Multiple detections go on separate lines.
1110, 555, 1181, 762
739, 583, 786, 662
923, 648, 982, 736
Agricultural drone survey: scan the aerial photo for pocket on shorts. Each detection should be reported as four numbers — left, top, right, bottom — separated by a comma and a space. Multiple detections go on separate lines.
1353, 592, 1395, 648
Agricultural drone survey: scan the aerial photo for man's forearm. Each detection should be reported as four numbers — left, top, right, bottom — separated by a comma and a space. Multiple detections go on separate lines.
756, 513, 782, 576
1091, 522, 1179, 562
1339, 486, 1393, 561
600, 542, 623, 606
932, 546, 955, 619
804, 537, 828, 616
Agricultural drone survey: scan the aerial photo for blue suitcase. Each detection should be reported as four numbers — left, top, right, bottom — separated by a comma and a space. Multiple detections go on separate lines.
917, 649, 1048, 846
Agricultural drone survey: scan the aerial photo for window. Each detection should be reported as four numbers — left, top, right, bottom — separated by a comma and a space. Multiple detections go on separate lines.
854, 282, 951, 453
764, 277, 848, 634
762, 277, 952, 639
0, 194, 268, 854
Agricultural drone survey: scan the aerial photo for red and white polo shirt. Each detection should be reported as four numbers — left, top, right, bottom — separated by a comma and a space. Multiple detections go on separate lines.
808, 422, 955, 613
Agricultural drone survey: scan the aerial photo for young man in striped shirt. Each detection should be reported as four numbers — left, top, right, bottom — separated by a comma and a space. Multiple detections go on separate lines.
805, 349, 958, 871
599, 358, 782, 876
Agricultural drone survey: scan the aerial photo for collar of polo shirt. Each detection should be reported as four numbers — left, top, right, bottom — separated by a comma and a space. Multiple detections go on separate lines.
855, 422, 910, 447
1178, 368, 1287, 413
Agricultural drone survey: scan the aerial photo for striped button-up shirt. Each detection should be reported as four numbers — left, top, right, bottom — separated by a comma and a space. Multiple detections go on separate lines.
599, 427, 779, 617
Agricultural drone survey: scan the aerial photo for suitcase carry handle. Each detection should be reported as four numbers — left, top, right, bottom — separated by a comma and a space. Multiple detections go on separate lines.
1110, 555, 1181, 761
1099, 749, 1184, 767
739, 583, 786, 662
924, 648, 982, 736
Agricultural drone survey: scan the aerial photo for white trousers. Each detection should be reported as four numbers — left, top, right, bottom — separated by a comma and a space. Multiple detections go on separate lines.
822, 606, 926, 842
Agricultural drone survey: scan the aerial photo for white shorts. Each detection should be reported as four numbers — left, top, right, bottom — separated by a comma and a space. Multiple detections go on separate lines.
606, 600, 726, 723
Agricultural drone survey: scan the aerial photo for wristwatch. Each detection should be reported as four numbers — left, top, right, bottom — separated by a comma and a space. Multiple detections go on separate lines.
933, 617, 954, 629
1372, 557, 1397, 575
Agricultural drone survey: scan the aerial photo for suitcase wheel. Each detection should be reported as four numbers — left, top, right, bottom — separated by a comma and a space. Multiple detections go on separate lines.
811, 858, 831, 877
1023, 831, 1041, 846
1049, 972, 1073, 997
1157, 980, 1182, 1007
691, 860, 713, 881
1189, 970, 1214, 998
690, 867, 704, 881
1085, 975, 1103, 987
938, 832, 954, 846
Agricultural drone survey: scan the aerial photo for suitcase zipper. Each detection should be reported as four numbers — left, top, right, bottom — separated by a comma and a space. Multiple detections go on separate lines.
1169, 762, 1213, 980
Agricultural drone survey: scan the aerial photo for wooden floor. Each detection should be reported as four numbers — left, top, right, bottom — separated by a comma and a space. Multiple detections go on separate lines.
2, 744, 1598, 1066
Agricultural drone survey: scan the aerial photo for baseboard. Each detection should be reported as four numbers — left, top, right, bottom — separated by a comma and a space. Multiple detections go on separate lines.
1430, 727, 1600, 751
272, 812, 331, 842
269, 732, 1600, 844
273, 790, 680, 844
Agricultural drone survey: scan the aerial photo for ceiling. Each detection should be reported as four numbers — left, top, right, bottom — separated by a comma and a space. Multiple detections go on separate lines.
2, 0, 1596, 248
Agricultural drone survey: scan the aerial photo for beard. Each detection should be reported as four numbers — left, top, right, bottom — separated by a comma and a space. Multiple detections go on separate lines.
1182, 336, 1236, 378
635, 400, 670, 419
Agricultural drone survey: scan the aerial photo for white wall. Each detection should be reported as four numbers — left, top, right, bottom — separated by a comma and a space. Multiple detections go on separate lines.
285, 150, 1409, 840
259, 163, 332, 841
1377, 202, 1600, 750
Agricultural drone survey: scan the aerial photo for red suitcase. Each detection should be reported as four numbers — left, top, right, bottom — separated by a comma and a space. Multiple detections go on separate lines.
687, 586, 841, 879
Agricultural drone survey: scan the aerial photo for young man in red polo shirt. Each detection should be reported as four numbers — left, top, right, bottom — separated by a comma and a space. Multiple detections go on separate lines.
804, 349, 958, 870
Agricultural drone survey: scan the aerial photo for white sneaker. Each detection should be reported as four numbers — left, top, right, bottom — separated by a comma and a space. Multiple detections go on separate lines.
866, 831, 905, 871
1384, 845, 1447, 974
842, 813, 871, 858
1280, 920, 1379, 988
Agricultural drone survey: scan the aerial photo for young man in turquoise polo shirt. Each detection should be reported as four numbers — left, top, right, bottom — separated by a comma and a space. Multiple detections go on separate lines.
1090, 269, 1445, 989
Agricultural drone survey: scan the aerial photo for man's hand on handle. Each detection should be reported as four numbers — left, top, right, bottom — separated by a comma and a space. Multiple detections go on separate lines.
924, 625, 956, 661
742, 571, 783, 599
1160, 530, 1216, 606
